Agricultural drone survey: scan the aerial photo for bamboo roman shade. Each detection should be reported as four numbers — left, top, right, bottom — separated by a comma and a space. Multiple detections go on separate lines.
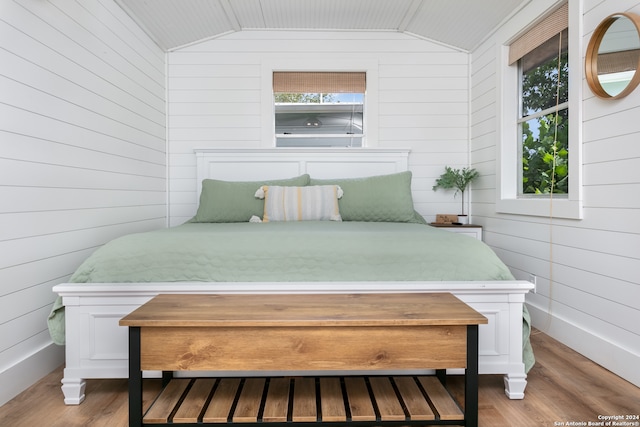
273, 72, 366, 93
509, 2, 568, 65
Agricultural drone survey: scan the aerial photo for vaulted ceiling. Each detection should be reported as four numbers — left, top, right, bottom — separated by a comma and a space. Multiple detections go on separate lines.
115, 0, 529, 52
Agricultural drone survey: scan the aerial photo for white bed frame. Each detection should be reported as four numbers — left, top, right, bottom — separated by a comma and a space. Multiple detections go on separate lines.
52, 148, 534, 405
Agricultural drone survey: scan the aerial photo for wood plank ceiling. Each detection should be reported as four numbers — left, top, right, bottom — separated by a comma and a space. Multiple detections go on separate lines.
115, 0, 530, 51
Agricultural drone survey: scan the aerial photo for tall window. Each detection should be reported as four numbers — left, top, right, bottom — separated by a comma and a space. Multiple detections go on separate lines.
510, 3, 568, 196
273, 72, 365, 147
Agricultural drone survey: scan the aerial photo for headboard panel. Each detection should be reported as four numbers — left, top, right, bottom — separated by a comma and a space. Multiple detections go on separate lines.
194, 148, 410, 201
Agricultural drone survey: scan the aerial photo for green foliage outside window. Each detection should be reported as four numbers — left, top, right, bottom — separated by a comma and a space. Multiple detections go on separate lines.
274, 93, 336, 103
522, 113, 568, 194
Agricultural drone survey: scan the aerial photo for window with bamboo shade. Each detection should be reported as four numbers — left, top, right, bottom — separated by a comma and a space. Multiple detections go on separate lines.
273, 72, 366, 148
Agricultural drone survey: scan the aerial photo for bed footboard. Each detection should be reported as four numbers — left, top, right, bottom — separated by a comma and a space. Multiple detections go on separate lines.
53, 281, 533, 404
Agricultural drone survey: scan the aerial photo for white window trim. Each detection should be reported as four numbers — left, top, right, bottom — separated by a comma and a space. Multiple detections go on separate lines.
261, 58, 379, 148
496, 0, 583, 219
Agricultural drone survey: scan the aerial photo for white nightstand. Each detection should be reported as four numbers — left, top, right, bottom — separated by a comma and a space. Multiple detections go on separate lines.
429, 224, 483, 241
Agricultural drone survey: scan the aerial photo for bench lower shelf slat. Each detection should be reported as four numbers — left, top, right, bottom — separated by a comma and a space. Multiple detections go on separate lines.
143, 375, 464, 425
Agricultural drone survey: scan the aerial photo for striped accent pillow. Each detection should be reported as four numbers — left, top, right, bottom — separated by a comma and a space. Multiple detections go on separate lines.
256, 185, 343, 222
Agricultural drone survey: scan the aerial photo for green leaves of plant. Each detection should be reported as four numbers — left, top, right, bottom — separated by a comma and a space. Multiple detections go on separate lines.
432, 166, 479, 195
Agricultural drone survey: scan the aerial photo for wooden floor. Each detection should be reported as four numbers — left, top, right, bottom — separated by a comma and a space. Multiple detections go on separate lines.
1, 329, 638, 426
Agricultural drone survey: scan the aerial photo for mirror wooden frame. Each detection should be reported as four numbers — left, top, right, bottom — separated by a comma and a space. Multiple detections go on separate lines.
585, 12, 640, 99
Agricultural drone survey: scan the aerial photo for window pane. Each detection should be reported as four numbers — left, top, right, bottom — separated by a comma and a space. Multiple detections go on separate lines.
275, 105, 363, 135
521, 30, 569, 115
275, 92, 364, 147
521, 110, 569, 195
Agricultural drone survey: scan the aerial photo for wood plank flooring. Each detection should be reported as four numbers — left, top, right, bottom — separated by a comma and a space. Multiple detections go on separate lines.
1, 329, 638, 426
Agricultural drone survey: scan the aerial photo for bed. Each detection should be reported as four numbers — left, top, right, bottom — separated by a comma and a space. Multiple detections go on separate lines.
50, 148, 534, 405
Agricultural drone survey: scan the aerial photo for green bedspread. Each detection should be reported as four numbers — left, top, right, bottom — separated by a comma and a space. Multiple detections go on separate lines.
68, 221, 515, 283
48, 221, 533, 371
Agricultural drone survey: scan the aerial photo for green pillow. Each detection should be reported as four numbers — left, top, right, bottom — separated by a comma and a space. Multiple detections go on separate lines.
310, 171, 419, 223
193, 174, 310, 222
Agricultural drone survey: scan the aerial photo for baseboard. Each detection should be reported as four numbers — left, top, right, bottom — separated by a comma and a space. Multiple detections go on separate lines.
0, 342, 65, 406
527, 301, 640, 388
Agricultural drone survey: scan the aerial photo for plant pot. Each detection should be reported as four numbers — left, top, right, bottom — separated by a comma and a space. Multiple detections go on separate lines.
457, 215, 469, 225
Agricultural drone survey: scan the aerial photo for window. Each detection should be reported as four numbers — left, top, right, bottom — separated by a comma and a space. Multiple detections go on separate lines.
519, 29, 569, 196
273, 72, 365, 147
497, 1, 582, 219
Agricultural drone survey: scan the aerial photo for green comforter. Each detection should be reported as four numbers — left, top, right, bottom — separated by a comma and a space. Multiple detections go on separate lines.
68, 221, 515, 283
48, 222, 533, 371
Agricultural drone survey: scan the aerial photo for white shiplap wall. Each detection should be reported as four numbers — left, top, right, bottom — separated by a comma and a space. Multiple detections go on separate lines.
470, 0, 640, 387
0, 0, 166, 404
167, 30, 469, 226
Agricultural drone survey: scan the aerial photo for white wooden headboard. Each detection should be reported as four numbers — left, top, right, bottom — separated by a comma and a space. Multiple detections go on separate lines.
194, 148, 410, 201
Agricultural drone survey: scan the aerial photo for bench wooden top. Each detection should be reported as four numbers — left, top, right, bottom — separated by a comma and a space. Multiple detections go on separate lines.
120, 293, 487, 328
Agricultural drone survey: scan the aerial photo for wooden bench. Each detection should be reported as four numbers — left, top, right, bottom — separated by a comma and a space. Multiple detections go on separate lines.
120, 293, 487, 427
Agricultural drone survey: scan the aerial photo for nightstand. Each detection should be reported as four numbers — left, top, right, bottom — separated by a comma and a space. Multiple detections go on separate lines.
430, 224, 483, 241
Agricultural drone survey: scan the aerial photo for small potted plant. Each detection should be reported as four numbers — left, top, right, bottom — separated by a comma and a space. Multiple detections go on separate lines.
433, 166, 479, 224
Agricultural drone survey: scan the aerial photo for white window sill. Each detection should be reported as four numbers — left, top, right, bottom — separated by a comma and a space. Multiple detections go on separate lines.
496, 197, 582, 219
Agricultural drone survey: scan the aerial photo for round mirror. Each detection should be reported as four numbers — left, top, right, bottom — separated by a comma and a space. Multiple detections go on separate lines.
586, 12, 640, 99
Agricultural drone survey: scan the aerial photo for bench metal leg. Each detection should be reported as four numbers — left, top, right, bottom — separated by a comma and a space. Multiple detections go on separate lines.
465, 324, 479, 427
128, 327, 142, 427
